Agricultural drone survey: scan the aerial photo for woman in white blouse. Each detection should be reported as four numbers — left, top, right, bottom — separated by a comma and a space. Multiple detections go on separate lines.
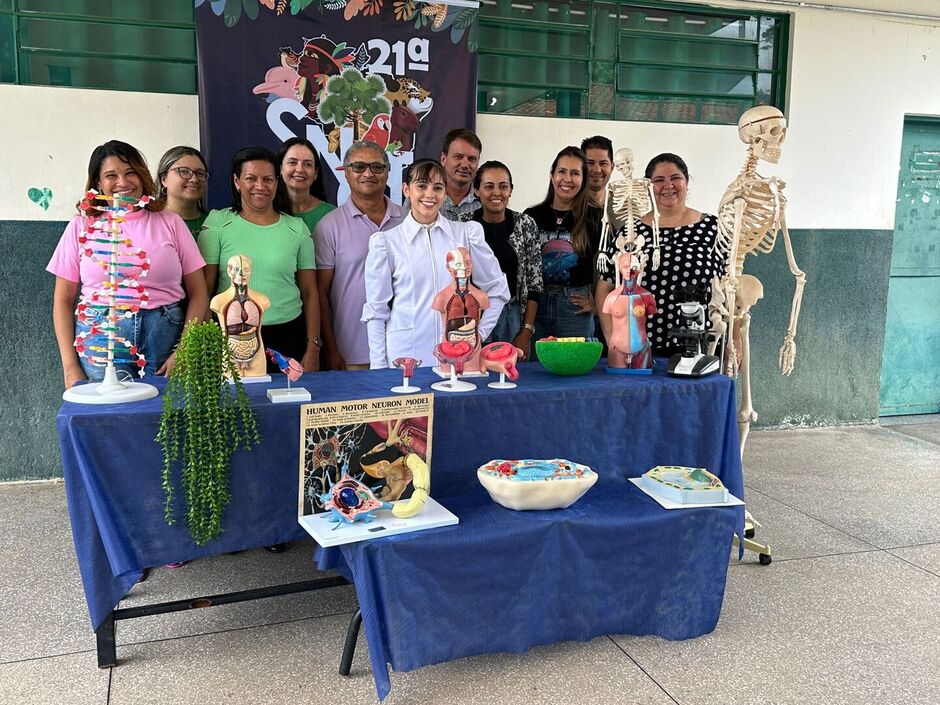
362, 159, 510, 369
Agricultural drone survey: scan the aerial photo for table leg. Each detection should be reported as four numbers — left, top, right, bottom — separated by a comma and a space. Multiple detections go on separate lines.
95, 613, 117, 668
339, 609, 362, 676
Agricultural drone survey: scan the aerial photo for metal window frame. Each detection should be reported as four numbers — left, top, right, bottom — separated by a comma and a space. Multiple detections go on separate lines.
477, 0, 790, 124
0, 0, 197, 93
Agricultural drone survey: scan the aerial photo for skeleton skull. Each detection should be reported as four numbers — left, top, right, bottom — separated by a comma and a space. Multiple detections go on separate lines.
445, 247, 472, 280
613, 148, 634, 179
738, 106, 787, 164
227, 254, 252, 287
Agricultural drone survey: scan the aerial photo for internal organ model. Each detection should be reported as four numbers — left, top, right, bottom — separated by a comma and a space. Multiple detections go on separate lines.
265, 347, 303, 382
210, 254, 271, 378
480, 342, 523, 381
710, 105, 806, 454
598, 147, 660, 285
603, 251, 657, 373
74, 190, 152, 375
431, 247, 489, 374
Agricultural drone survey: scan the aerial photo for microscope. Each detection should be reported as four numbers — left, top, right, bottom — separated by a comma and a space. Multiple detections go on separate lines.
666, 288, 719, 377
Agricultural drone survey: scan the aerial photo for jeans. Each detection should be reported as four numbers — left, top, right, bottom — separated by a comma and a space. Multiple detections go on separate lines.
534, 285, 595, 343
79, 302, 185, 381
484, 297, 521, 345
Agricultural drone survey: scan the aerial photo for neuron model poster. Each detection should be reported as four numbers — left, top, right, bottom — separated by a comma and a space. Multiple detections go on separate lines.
298, 394, 433, 518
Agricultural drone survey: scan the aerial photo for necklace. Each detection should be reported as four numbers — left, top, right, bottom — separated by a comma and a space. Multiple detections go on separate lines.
551, 208, 569, 229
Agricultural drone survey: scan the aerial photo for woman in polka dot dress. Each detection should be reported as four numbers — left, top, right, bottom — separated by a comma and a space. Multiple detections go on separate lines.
596, 153, 725, 359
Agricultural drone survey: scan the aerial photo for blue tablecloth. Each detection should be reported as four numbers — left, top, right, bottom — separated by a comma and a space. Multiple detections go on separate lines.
317, 479, 740, 700
56, 360, 743, 643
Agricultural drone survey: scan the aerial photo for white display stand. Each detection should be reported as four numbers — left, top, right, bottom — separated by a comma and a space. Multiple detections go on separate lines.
629, 477, 744, 510
62, 365, 158, 405
299, 496, 458, 547
487, 373, 515, 389
391, 376, 421, 394
235, 374, 272, 384
267, 387, 311, 403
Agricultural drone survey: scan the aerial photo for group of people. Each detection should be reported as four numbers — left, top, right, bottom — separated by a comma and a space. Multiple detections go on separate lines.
49, 128, 725, 388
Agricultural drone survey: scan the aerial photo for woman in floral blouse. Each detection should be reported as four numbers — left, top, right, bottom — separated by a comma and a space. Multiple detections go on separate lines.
461, 160, 543, 359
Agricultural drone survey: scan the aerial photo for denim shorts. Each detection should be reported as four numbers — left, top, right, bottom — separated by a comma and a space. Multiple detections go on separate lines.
534, 285, 595, 342
484, 297, 521, 346
78, 302, 186, 381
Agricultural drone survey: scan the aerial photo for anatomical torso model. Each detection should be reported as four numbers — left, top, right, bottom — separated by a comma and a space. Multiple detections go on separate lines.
210, 254, 271, 378
431, 247, 489, 374
603, 251, 657, 373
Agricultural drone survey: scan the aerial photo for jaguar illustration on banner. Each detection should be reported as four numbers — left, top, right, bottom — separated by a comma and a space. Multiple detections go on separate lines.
195, 0, 479, 208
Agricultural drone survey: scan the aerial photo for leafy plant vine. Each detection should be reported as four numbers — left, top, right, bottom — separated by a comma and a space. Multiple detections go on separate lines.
156, 321, 261, 545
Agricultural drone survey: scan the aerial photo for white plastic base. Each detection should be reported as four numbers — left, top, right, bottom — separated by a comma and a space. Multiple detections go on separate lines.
431, 378, 476, 393
267, 387, 311, 403
487, 373, 516, 389
391, 384, 421, 394
233, 374, 272, 385
63, 381, 159, 405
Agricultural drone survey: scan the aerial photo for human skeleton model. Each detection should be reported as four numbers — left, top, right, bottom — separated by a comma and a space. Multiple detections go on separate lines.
711, 105, 806, 562
431, 247, 489, 374
597, 148, 660, 287
210, 254, 271, 378
603, 251, 657, 372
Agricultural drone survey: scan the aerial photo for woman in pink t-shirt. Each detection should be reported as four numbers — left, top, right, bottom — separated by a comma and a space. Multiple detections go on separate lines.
48, 140, 208, 389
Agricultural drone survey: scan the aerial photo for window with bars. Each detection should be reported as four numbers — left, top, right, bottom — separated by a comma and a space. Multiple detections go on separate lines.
0, 0, 197, 94
476, 0, 789, 125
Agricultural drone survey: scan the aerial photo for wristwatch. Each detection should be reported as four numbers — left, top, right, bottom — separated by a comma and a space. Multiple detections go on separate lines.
306, 336, 323, 347
522, 323, 536, 334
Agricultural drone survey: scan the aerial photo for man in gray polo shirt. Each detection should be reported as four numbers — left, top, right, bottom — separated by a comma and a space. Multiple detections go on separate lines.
440, 127, 482, 221
314, 140, 404, 369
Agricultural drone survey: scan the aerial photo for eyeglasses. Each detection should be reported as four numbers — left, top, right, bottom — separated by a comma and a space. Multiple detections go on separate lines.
347, 162, 388, 174
170, 166, 209, 182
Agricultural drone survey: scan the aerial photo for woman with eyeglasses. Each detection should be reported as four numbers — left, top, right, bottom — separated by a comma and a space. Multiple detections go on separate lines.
199, 145, 321, 372
362, 158, 510, 369
156, 146, 210, 240
47, 140, 208, 388
276, 137, 335, 235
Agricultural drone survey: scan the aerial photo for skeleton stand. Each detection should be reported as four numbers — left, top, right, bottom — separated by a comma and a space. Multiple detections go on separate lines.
711, 109, 807, 565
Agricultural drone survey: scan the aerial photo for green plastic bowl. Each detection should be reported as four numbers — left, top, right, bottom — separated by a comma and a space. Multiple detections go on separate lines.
536, 340, 603, 376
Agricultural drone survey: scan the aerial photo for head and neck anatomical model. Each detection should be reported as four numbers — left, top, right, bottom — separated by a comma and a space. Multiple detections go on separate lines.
210, 254, 272, 378
710, 105, 807, 562
597, 147, 660, 286
431, 247, 490, 374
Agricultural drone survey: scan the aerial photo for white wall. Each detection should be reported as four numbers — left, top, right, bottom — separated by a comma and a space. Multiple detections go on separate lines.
479, 2, 940, 230
0, 85, 199, 221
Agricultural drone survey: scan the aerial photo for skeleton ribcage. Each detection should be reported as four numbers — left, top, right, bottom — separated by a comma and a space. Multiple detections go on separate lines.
716, 177, 785, 276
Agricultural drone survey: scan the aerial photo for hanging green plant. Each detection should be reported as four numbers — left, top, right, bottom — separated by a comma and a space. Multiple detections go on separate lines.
156, 321, 261, 545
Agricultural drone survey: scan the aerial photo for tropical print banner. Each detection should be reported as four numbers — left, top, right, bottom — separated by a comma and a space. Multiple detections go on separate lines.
195, 0, 479, 207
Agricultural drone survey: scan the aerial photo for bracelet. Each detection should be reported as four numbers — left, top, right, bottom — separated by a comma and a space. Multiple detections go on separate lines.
522, 323, 536, 334
306, 336, 323, 347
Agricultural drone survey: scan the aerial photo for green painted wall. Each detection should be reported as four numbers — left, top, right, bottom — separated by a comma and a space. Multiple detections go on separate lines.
2, 220, 67, 480
2, 221, 892, 480
744, 228, 893, 428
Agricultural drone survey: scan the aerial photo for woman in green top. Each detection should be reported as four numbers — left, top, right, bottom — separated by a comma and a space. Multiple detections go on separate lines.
156, 146, 209, 239
199, 145, 321, 372
276, 137, 335, 233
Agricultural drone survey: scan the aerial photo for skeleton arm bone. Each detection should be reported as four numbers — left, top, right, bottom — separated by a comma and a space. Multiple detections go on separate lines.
647, 179, 661, 270
777, 214, 806, 376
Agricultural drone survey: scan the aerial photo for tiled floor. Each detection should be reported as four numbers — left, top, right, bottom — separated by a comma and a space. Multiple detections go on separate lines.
2, 422, 938, 705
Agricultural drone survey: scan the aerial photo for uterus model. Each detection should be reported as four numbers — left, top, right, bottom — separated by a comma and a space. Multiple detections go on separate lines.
710, 104, 807, 563
391, 356, 421, 394
210, 254, 271, 382
597, 147, 660, 287
602, 251, 657, 374
431, 247, 489, 376
63, 190, 159, 404
480, 341, 524, 389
